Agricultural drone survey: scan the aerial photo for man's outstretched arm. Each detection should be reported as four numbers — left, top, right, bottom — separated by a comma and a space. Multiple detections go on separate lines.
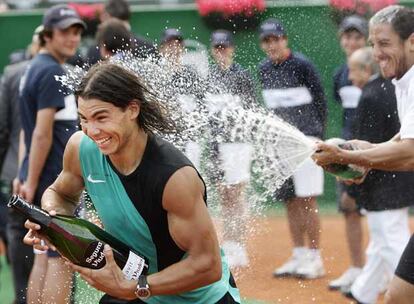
313, 136, 414, 171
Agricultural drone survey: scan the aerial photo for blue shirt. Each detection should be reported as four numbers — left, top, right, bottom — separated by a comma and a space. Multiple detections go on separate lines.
259, 52, 327, 139
18, 53, 78, 188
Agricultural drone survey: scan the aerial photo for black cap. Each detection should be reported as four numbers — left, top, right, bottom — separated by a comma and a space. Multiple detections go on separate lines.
160, 28, 183, 44
339, 15, 368, 37
43, 5, 86, 30
259, 18, 286, 39
211, 30, 234, 47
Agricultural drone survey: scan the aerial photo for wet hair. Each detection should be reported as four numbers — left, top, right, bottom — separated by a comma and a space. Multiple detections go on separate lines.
96, 18, 132, 54
370, 5, 414, 41
105, 0, 130, 21
75, 62, 176, 134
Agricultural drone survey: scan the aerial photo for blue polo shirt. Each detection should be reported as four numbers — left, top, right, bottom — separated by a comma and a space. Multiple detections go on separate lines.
18, 53, 78, 190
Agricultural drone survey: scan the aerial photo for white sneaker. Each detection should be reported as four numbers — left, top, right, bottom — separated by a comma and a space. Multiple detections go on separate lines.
222, 241, 249, 268
296, 255, 325, 279
273, 253, 305, 277
329, 267, 362, 290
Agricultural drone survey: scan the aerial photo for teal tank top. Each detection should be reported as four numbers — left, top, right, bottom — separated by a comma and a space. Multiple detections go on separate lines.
79, 134, 240, 304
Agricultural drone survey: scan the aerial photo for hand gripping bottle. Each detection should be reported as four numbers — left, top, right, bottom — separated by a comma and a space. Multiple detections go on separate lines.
8, 195, 148, 280
323, 138, 366, 180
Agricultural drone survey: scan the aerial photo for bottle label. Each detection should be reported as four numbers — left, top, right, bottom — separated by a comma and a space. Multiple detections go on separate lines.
84, 241, 106, 269
122, 251, 146, 280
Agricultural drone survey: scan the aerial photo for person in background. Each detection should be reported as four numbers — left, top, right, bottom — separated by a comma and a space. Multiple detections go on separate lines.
86, 0, 157, 65
159, 28, 186, 68
258, 18, 327, 279
17, 5, 85, 303
343, 46, 414, 304
207, 29, 257, 269
158, 28, 206, 170
0, 25, 42, 304
329, 15, 368, 291
96, 18, 132, 60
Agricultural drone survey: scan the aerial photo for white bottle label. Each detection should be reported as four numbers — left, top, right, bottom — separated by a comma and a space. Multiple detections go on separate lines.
122, 251, 146, 280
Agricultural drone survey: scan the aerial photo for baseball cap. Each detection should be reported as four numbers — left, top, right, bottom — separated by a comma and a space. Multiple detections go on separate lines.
338, 15, 368, 37
259, 18, 286, 40
160, 28, 183, 44
43, 4, 86, 30
211, 30, 234, 47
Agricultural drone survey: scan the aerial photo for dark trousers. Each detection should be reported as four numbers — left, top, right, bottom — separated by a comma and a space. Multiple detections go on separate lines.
6, 208, 34, 304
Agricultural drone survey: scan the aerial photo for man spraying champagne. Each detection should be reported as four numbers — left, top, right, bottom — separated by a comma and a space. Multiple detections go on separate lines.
313, 6, 414, 304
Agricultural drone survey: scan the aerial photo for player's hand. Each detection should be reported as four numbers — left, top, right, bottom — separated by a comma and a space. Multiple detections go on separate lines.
23, 210, 57, 251
66, 245, 137, 300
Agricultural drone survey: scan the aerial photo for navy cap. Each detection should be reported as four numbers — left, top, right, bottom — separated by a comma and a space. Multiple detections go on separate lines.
259, 18, 286, 39
211, 30, 234, 47
43, 5, 86, 30
339, 15, 368, 37
161, 28, 183, 44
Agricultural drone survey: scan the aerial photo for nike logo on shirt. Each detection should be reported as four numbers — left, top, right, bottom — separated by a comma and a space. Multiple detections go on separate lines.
87, 174, 106, 184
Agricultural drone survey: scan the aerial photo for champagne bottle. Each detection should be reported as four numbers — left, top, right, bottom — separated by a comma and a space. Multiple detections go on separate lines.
323, 138, 366, 180
8, 195, 148, 280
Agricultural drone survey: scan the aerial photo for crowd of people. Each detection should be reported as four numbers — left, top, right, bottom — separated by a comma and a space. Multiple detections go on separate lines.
0, 1, 414, 304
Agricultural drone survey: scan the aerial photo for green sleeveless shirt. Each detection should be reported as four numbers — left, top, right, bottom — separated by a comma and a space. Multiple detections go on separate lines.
79, 134, 240, 304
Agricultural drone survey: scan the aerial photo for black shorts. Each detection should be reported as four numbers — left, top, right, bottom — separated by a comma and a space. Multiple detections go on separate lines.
395, 234, 414, 285
274, 177, 295, 202
207, 141, 225, 184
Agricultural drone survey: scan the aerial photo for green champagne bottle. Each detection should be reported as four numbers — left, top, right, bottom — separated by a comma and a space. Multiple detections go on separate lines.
7, 195, 148, 280
323, 138, 366, 180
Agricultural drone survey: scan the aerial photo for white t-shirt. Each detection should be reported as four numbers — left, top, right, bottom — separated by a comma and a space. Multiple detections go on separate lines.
392, 65, 414, 139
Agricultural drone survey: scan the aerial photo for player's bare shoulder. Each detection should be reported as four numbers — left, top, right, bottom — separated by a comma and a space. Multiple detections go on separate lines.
63, 131, 84, 172
163, 166, 204, 212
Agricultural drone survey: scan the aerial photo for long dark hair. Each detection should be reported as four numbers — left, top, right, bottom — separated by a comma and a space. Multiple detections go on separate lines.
75, 62, 176, 134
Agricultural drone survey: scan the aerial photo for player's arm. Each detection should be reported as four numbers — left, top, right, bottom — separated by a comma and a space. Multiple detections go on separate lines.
24, 131, 85, 249
144, 166, 222, 295
42, 131, 85, 215
117, 166, 222, 298
68, 166, 222, 300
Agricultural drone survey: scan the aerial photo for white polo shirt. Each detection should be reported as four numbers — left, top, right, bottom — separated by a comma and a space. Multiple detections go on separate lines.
393, 65, 414, 139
